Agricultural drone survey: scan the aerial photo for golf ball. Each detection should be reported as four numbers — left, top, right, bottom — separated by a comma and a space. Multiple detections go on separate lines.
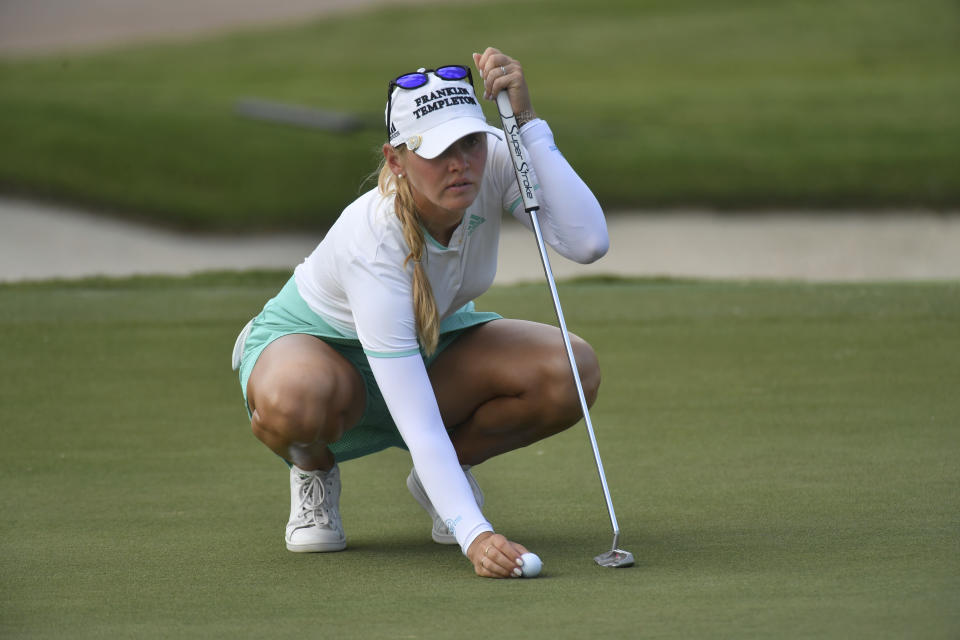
520, 552, 542, 578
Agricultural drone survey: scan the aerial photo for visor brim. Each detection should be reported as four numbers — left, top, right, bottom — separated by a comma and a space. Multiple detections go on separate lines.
408, 119, 503, 159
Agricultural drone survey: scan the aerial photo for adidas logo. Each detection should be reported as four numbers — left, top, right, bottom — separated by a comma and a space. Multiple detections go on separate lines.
466, 214, 486, 235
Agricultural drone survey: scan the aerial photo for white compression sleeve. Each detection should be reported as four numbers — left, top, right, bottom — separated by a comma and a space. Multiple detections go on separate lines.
366, 354, 493, 554
514, 119, 610, 264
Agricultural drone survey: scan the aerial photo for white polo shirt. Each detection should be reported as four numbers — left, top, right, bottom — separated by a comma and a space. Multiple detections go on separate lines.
294, 127, 520, 357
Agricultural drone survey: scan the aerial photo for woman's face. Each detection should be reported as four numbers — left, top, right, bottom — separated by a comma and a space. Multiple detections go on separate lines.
386, 132, 488, 231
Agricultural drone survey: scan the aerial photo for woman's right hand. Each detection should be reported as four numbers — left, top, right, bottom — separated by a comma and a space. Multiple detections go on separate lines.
467, 532, 529, 578
472, 47, 534, 119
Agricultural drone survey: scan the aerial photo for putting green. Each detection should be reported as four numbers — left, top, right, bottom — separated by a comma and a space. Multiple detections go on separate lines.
1, 273, 957, 638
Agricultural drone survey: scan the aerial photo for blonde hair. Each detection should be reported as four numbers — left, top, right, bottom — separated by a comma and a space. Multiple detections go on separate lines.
377, 154, 440, 355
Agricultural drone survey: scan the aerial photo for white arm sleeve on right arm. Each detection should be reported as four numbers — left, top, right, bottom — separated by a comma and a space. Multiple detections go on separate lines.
367, 354, 493, 554
509, 120, 609, 264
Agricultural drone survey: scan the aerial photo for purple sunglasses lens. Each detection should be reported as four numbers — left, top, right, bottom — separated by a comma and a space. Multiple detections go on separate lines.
395, 72, 428, 89
436, 66, 469, 80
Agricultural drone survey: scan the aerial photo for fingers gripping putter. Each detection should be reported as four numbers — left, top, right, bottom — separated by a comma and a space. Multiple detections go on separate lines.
496, 92, 634, 568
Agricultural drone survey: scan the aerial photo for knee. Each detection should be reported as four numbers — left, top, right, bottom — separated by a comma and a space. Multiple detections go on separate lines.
538, 335, 601, 422
572, 336, 601, 407
251, 376, 342, 445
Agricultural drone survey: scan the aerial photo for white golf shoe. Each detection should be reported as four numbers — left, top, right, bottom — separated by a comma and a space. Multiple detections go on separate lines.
285, 464, 346, 552
406, 465, 484, 545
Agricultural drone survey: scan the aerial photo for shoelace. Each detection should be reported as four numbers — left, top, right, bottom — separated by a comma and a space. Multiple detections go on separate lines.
297, 473, 332, 527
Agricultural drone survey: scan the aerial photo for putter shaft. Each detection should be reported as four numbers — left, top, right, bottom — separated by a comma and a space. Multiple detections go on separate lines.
495, 91, 631, 566
527, 210, 622, 551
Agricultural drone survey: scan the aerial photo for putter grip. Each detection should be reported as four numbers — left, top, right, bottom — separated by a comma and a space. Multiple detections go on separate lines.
496, 92, 539, 213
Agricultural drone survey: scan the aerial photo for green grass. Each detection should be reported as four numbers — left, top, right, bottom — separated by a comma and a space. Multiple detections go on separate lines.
1, 273, 958, 638
0, 0, 958, 230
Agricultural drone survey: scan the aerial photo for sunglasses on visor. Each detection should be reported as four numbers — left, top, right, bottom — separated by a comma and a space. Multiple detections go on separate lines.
385, 65, 474, 137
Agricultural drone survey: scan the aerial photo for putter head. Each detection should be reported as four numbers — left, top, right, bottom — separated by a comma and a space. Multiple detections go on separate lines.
594, 549, 635, 568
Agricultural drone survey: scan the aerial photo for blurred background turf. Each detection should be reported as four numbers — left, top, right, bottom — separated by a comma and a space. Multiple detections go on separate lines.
0, 0, 957, 230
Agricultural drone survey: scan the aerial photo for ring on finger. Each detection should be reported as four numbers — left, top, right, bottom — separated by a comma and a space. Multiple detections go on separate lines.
500, 65, 506, 76
484, 545, 491, 557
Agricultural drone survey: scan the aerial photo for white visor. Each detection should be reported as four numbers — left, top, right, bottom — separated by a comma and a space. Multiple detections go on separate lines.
386, 69, 502, 159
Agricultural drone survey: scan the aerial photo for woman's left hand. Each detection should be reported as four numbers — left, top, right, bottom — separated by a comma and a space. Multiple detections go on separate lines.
472, 47, 535, 119
466, 531, 530, 578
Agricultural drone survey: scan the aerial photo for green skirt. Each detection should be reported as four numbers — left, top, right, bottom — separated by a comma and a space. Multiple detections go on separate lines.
237, 276, 500, 462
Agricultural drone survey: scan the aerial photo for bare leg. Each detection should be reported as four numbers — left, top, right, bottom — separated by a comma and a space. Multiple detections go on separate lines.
246, 334, 366, 471
428, 319, 601, 465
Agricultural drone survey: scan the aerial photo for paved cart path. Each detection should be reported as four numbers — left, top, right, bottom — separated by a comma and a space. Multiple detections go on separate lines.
0, 0, 467, 54
2, 197, 958, 284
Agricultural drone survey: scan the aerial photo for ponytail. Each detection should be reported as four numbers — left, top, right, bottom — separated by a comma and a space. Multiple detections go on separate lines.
377, 158, 440, 356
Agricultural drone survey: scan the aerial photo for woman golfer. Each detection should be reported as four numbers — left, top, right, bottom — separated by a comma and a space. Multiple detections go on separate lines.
233, 47, 608, 578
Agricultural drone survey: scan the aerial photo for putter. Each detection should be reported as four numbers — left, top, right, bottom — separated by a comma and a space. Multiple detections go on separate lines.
496, 91, 634, 568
